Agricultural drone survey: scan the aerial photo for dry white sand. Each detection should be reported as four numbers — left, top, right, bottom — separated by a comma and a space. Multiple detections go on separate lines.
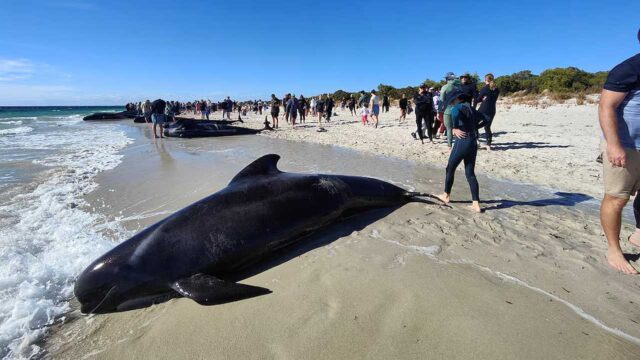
44, 106, 640, 359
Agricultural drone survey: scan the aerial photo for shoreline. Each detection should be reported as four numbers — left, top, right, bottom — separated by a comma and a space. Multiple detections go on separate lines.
42, 118, 640, 359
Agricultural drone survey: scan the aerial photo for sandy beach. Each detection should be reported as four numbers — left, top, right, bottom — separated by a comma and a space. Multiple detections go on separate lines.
43, 107, 640, 359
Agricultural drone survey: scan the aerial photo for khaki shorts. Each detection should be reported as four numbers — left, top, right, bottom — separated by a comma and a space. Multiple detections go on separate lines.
601, 140, 640, 199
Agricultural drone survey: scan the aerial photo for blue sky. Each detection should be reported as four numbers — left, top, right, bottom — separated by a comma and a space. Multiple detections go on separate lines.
0, 0, 638, 105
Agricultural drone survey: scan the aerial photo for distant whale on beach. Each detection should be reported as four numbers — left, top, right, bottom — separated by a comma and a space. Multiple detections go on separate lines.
83, 111, 138, 121
163, 118, 264, 138
74, 154, 439, 314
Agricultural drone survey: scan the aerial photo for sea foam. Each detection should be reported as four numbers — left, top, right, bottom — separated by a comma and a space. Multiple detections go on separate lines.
0, 122, 132, 358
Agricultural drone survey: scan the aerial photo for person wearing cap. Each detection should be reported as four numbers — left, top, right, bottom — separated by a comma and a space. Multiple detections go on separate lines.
459, 73, 479, 108
439, 72, 458, 149
598, 29, 640, 274
369, 89, 381, 128
437, 89, 481, 213
412, 84, 434, 143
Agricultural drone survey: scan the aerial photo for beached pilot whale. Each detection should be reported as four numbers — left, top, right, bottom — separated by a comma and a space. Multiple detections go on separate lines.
83, 110, 138, 121
74, 154, 439, 314
163, 118, 264, 138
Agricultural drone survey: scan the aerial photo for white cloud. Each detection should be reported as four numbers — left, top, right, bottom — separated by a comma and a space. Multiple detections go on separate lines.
0, 58, 35, 81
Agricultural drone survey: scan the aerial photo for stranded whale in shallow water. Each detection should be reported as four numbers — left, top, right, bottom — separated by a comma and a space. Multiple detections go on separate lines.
162, 118, 264, 138
74, 154, 439, 313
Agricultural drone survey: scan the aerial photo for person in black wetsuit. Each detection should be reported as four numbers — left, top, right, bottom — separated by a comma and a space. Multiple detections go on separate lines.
437, 89, 481, 213
382, 95, 390, 112
348, 94, 357, 116
459, 73, 478, 108
298, 95, 307, 123
398, 94, 408, 122
412, 85, 434, 143
325, 96, 335, 122
150, 98, 167, 139
476, 73, 500, 150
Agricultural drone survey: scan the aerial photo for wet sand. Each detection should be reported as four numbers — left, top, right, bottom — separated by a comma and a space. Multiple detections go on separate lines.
45, 119, 640, 359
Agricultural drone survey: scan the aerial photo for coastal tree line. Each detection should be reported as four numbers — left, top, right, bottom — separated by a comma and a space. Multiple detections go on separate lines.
327, 67, 608, 101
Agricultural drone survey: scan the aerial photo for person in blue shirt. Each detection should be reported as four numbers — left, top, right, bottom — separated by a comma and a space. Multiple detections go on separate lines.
437, 90, 481, 213
599, 29, 640, 274
287, 95, 299, 126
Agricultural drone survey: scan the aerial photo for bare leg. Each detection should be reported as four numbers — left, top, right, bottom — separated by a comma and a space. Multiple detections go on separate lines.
601, 194, 637, 274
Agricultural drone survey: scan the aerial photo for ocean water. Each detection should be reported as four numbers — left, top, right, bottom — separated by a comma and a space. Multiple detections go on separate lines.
0, 107, 133, 358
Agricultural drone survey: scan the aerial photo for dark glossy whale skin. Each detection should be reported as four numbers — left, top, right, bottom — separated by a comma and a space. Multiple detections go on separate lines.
74, 155, 417, 313
83, 111, 138, 121
163, 119, 259, 138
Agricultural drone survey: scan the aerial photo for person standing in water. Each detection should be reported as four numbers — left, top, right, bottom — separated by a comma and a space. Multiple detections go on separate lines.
151, 98, 167, 139
142, 99, 152, 123
270, 94, 281, 129
598, 30, 640, 274
437, 90, 481, 213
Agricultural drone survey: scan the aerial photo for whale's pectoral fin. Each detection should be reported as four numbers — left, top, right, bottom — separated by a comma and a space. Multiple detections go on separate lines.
172, 273, 271, 305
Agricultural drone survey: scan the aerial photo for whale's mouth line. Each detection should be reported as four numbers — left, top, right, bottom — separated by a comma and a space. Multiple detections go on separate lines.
86, 285, 117, 314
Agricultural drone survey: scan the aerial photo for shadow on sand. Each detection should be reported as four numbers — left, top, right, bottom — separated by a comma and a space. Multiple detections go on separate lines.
451, 192, 593, 211
489, 142, 571, 151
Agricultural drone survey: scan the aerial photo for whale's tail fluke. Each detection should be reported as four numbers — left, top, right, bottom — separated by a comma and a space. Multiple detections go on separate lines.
405, 192, 449, 206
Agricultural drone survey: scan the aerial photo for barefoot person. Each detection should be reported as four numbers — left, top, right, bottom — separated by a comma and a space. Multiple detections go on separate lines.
270, 94, 281, 129
476, 73, 500, 150
598, 30, 640, 274
437, 90, 481, 213
151, 98, 167, 138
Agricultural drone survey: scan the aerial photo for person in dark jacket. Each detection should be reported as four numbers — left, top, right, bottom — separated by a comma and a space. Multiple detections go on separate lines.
325, 96, 335, 122
459, 73, 479, 108
298, 95, 307, 123
476, 73, 500, 149
382, 95, 390, 112
412, 85, 434, 143
399, 94, 408, 122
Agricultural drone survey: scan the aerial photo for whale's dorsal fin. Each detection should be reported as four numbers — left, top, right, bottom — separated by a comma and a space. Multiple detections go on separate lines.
172, 274, 271, 305
230, 154, 281, 184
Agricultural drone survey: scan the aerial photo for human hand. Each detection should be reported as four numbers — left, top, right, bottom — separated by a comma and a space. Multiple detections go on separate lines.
453, 129, 467, 139
607, 143, 627, 167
